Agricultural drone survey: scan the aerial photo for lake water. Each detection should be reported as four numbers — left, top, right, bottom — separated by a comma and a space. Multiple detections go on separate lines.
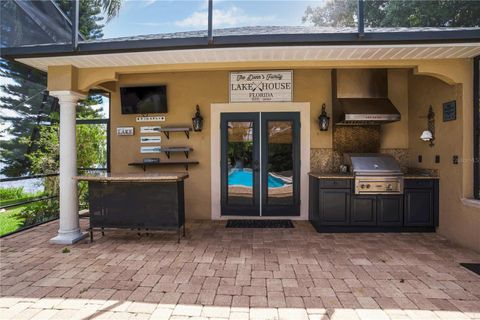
0, 163, 45, 194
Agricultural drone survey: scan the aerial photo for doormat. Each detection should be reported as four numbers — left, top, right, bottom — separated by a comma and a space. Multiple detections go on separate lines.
226, 220, 294, 228
460, 263, 480, 276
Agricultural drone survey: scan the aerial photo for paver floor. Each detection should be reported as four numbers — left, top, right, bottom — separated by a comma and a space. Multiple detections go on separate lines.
1, 219, 479, 320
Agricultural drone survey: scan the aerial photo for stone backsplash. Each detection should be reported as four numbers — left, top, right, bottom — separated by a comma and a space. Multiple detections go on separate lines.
311, 148, 409, 173
333, 125, 380, 154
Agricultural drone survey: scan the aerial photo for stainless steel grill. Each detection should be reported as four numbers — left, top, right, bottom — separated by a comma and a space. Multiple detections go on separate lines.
344, 153, 404, 195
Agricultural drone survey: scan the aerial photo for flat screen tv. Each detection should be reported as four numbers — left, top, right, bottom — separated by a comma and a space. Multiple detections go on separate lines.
120, 85, 167, 114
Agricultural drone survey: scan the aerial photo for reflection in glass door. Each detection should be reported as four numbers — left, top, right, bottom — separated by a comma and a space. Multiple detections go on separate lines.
221, 113, 260, 216
262, 113, 300, 216
220, 112, 300, 216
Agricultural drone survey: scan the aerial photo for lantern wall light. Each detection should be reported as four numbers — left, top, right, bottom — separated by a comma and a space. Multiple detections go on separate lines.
192, 105, 203, 132
318, 103, 330, 131
420, 105, 435, 147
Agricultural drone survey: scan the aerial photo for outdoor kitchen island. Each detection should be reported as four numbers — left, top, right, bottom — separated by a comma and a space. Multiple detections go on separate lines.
75, 172, 188, 242
309, 172, 439, 233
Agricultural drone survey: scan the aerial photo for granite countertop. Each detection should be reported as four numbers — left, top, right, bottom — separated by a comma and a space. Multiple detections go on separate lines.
308, 172, 354, 179
309, 172, 439, 179
403, 173, 439, 179
74, 172, 189, 182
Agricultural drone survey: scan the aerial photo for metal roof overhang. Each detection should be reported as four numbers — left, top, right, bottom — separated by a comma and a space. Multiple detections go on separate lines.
3, 29, 480, 60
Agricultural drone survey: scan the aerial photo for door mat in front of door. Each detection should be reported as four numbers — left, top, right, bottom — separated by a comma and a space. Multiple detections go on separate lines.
460, 263, 480, 276
226, 220, 294, 228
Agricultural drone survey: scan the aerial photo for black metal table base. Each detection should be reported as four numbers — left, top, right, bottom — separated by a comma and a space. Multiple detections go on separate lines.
89, 224, 186, 243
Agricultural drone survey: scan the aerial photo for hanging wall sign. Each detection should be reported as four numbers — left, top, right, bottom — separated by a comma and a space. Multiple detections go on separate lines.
140, 126, 161, 133
136, 116, 166, 122
140, 136, 161, 144
229, 70, 293, 102
116, 127, 134, 136
443, 100, 456, 122
140, 146, 161, 153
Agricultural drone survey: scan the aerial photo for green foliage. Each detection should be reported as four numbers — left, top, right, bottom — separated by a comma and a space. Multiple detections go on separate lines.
0, 206, 27, 236
303, 0, 480, 28
0, 187, 27, 201
0, 187, 46, 207
228, 142, 254, 168
62, 247, 70, 254
0, 59, 50, 177
1, 0, 121, 177
15, 199, 59, 227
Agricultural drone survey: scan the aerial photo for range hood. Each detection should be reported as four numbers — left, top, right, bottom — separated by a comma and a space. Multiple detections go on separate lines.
334, 69, 401, 125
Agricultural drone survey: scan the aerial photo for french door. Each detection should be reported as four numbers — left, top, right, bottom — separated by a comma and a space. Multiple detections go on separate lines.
220, 112, 300, 216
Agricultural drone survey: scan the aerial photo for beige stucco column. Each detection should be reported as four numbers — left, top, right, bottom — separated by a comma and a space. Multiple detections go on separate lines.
49, 90, 87, 245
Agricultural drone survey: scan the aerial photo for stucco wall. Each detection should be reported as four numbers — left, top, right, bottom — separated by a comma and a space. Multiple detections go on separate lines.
110, 69, 335, 220
408, 72, 480, 252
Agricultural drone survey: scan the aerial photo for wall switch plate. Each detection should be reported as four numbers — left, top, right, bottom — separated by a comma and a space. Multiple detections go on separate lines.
453, 155, 459, 164
435, 155, 440, 163
418, 155, 422, 163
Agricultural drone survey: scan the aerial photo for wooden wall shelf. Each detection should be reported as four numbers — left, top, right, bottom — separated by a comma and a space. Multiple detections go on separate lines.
129, 160, 199, 171
159, 147, 193, 159
158, 127, 193, 139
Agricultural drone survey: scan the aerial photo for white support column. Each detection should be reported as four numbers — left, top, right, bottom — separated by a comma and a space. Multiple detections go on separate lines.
50, 91, 87, 245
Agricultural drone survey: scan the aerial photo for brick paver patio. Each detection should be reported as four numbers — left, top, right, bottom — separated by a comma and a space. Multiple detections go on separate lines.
1, 219, 479, 320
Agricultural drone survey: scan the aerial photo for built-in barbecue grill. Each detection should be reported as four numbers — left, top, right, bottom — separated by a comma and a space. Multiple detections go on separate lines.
344, 153, 404, 195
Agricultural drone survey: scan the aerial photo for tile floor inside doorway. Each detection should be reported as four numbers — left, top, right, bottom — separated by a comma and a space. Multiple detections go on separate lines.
1, 219, 480, 319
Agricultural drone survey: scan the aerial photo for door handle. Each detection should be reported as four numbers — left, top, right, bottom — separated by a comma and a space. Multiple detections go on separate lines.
253, 160, 260, 172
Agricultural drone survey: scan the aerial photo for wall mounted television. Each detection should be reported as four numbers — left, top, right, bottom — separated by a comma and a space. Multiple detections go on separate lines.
120, 85, 167, 114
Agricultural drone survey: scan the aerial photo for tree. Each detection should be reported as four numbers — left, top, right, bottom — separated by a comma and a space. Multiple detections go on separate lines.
1, 0, 121, 176
303, 0, 480, 28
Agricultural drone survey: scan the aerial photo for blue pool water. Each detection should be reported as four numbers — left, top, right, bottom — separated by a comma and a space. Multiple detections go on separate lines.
228, 170, 285, 188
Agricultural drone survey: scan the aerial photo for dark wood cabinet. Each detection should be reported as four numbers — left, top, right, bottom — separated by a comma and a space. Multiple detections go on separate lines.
377, 195, 403, 226
351, 195, 376, 225
318, 188, 350, 225
404, 189, 433, 226
309, 176, 438, 232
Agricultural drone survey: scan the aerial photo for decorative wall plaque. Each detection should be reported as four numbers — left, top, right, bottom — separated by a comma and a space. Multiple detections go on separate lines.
140, 126, 161, 133
136, 116, 166, 122
116, 127, 134, 136
140, 146, 161, 153
229, 70, 293, 102
140, 136, 161, 144
443, 100, 456, 122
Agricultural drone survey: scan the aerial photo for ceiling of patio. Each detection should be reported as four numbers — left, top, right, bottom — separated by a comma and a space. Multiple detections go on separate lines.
17, 43, 480, 72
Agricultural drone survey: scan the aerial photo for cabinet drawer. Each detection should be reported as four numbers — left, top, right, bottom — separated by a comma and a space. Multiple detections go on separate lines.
319, 179, 351, 189
404, 179, 434, 189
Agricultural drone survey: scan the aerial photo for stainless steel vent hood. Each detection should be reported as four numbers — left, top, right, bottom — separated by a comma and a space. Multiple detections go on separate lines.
334, 69, 401, 125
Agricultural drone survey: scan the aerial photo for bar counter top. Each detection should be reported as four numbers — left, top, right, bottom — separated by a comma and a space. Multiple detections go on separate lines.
74, 172, 189, 182
308, 172, 439, 179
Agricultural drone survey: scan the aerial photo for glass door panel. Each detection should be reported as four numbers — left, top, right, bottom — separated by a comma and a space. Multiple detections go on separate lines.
227, 121, 255, 205
262, 113, 300, 216
221, 112, 299, 217
266, 120, 294, 206
221, 113, 260, 216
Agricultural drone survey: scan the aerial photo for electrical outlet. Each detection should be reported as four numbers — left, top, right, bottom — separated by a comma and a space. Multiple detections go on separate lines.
418, 155, 422, 163
453, 155, 459, 164
435, 155, 440, 163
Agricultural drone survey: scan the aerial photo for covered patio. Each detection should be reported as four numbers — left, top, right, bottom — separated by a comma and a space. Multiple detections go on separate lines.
1, 220, 479, 320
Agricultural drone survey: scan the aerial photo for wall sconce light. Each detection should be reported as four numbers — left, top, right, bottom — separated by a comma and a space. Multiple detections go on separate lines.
192, 105, 203, 132
318, 103, 330, 131
420, 105, 435, 147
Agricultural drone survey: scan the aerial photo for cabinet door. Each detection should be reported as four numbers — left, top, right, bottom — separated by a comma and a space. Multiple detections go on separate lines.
351, 195, 376, 225
377, 195, 403, 226
404, 189, 433, 226
319, 189, 350, 225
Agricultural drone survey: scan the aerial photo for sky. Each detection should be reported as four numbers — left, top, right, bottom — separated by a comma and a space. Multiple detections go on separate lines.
102, 0, 325, 39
